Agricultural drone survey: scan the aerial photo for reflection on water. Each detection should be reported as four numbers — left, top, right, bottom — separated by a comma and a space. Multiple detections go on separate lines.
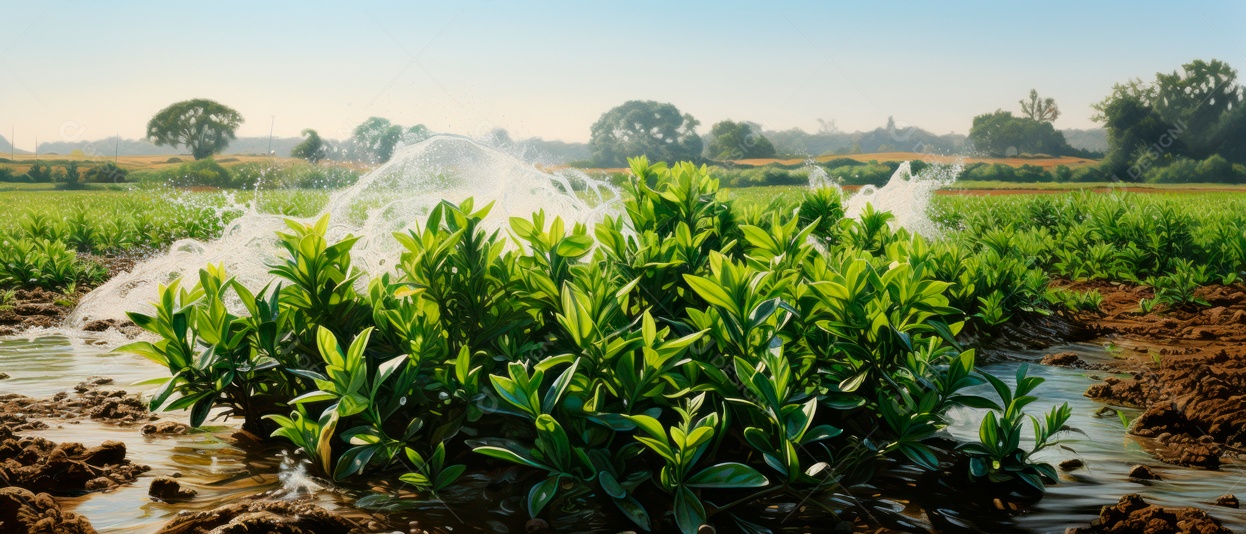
4, 336, 1246, 533
948, 342, 1246, 533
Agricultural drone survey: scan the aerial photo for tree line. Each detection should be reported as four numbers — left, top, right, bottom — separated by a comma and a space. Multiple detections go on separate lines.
126, 57, 1244, 184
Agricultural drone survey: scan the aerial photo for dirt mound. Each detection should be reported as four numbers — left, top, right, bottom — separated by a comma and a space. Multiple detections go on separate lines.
0, 288, 72, 334
0, 424, 150, 494
0, 377, 154, 426
0, 486, 97, 534
1067, 493, 1231, 533
148, 477, 195, 502
1041, 351, 1111, 370
155, 499, 359, 534
1062, 281, 1246, 465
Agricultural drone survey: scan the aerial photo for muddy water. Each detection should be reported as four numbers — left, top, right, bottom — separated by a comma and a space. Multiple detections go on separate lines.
0, 335, 350, 533
947, 342, 1246, 533
3, 336, 1246, 533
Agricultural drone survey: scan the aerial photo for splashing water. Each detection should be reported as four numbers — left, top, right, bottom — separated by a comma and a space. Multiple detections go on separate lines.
823, 160, 959, 238
70, 135, 620, 327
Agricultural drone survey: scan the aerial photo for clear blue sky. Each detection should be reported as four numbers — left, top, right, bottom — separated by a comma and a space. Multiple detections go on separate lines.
1, 0, 1244, 150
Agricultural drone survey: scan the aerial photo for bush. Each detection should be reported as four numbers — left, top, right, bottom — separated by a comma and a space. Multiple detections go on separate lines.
0, 167, 20, 182
1143, 155, 1246, 184
83, 162, 129, 183
229, 161, 361, 189
26, 161, 53, 183
155, 159, 234, 188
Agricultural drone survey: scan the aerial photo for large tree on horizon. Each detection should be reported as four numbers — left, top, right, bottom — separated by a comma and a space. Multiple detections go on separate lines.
705, 120, 775, 160
146, 99, 244, 160
589, 100, 702, 166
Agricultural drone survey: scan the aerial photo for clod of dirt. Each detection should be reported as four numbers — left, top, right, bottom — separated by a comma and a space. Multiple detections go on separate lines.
141, 421, 190, 435
0, 486, 98, 534
1215, 494, 1239, 508
148, 476, 196, 502
1059, 458, 1084, 471
1127, 465, 1160, 480
154, 499, 358, 534
0, 377, 154, 426
0, 431, 149, 494
1066, 493, 1231, 533
1041, 352, 1109, 370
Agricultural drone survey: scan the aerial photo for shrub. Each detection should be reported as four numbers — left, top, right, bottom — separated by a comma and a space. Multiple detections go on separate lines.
153, 159, 234, 188
26, 161, 53, 183
84, 162, 129, 183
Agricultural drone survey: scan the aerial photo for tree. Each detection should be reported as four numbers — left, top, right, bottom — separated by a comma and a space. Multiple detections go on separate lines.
1020, 89, 1060, 122
589, 100, 702, 166
352, 117, 404, 164
1094, 58, 1245, 176
292, 129, 327, 163
969, 110, 1074, 157
705, 120, 776, 160
404, 124, 431, 145
146, 99, 244, 160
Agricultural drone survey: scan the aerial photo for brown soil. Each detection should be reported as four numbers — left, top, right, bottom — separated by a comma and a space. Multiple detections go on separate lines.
0, 377, 155, 428
148, 477, 195, 502
0, 486, 98, 534
0, 421, 149, 494
155, 499, 360, 534
1047, 281, 1246, 469
0, 288, 72, 334
1067, 493, 1231, 534
0, 253, 140, 336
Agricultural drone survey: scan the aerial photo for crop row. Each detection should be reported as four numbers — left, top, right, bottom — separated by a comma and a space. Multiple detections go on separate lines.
121, 159, 1075, 532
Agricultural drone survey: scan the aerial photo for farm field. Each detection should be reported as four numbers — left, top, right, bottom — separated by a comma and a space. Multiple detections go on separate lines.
2, 150, 1246, 532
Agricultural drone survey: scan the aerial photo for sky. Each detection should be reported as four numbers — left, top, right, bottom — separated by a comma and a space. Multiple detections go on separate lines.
1, 0, 1244, 150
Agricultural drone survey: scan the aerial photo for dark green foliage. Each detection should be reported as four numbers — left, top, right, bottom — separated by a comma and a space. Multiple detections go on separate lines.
120, 159, 1071, 533
706, 120, 776, 160
83, 162, 129, 183
146, 99, 244, 160
1095, 58, 1245, 181
969, 110, 1082, 157
291, 128, 327, 163
590, 101, 702, 167
352, 117, 404, 164
26, 161, 53, 183
159, 159, 234, 188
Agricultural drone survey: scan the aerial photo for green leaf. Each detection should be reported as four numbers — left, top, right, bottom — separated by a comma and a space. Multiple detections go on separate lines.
474, 446, 548, 470
673, 485, 707, 534
686, 462, 769, 488
527, 476, 559, 518
612, 495, 651, 531
683, 274, 739, 317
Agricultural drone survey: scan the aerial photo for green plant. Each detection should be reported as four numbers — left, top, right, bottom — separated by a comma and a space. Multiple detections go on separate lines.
961, 365, 1071, 491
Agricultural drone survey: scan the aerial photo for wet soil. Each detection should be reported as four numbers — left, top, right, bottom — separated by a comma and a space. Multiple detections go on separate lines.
0, 373, 366, 534
0, 377, 156, 495
0, 486, 99, 534
0, 254, 140, 336
1067, 493, 1232, 534
154, 499, 360, 534
1039, 282, 1246, 471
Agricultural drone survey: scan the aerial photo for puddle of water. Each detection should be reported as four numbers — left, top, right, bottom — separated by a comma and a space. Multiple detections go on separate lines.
948, 342, 1246, 533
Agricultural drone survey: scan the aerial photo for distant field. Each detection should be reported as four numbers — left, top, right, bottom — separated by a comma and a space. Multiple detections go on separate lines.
0, 154, 368, 174
730, 151, 1099, 169
559, 151, 1101, 175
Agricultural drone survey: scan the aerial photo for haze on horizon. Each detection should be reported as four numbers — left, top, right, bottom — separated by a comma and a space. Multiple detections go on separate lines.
1, 0, 1244, 151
